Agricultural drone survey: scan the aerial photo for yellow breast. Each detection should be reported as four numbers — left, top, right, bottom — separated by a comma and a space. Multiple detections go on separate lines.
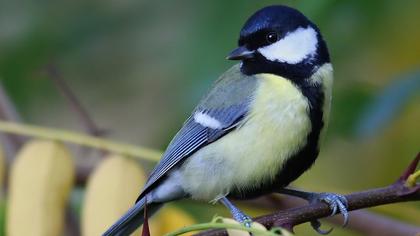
232, 73, 312, 187
179, 73, 312, 200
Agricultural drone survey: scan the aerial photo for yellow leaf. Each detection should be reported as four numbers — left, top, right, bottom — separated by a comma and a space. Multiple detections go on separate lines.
82, 154, 147, 236
7, 140, 75, 236
155, 206, 196, 236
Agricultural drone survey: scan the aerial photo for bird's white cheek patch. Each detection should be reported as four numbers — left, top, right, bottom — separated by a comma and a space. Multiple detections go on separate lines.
258, 27, 318, 64
193, 111, 222, 129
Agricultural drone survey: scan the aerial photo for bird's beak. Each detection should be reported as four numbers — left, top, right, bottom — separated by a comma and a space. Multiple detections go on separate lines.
226, 46, 255, 60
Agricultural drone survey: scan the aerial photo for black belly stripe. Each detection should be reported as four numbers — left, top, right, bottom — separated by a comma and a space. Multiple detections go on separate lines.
274, 81, 325, 186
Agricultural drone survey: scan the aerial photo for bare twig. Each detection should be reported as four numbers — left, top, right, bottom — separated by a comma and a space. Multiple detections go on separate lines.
45, 64, 109, 184
399, 153, 420, 183
0, 80, 26, 159
196, 155, 420, 236
0, 81, 23, 123
45, 64, 106, 137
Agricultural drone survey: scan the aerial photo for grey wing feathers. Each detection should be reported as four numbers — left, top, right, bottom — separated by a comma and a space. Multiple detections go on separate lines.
141, 118, 209, 193
137, 64, 257, 199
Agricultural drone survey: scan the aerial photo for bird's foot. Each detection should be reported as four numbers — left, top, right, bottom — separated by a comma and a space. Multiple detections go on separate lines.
309, 192, 349, 224
308, 192, 349, 234
234, 213, 252, 228
219, 197, 253, 234
310, 219, 333, 235
278, 188, 349, 234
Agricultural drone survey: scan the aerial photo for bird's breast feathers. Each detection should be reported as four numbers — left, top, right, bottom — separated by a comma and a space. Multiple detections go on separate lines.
175, 64, 333, 201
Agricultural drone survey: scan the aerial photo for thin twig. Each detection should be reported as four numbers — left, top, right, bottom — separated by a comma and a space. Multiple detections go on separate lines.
45, 64, 106, 137
45, 63, 108, 189
195, 155, 420, 236
0, 80, 26, 159
0, 121, 162, 161
400, 153, 420, 183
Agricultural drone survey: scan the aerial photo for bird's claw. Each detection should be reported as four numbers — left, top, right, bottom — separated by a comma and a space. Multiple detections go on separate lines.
277, 189, 349, 234
310, 192, 349, 228
310, 219, 333, 235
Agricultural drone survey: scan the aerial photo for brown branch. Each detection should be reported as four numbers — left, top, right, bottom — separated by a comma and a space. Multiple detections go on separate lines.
241, 194, 420, 236
195, 154, 420, 236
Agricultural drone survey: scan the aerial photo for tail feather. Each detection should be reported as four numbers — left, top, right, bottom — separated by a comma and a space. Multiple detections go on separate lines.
103, 197, 163, 236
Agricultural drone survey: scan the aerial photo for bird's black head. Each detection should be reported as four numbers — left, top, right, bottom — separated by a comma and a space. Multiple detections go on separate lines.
227, 5, 330, 81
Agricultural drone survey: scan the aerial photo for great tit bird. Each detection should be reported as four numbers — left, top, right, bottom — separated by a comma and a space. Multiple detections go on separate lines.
104, 5, 348, 236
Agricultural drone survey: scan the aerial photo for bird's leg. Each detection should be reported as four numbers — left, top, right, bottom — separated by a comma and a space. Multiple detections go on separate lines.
219, 197, 252, 228
278, 188, 349, 235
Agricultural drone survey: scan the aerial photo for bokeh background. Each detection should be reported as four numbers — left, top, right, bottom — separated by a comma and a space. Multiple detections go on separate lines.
0, 0, 419, 235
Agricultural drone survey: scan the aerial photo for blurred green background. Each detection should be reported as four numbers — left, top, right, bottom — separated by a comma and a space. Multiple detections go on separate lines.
0, 0, 419, 235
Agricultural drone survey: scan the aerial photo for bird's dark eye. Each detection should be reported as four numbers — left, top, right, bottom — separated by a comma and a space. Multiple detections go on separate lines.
266, 32, 278, 43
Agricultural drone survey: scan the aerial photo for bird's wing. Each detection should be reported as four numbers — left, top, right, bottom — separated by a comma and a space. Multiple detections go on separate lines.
138, 64, 258, 198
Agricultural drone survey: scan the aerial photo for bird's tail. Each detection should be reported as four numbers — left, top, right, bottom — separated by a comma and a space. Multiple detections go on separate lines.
103, 197, 163, 236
